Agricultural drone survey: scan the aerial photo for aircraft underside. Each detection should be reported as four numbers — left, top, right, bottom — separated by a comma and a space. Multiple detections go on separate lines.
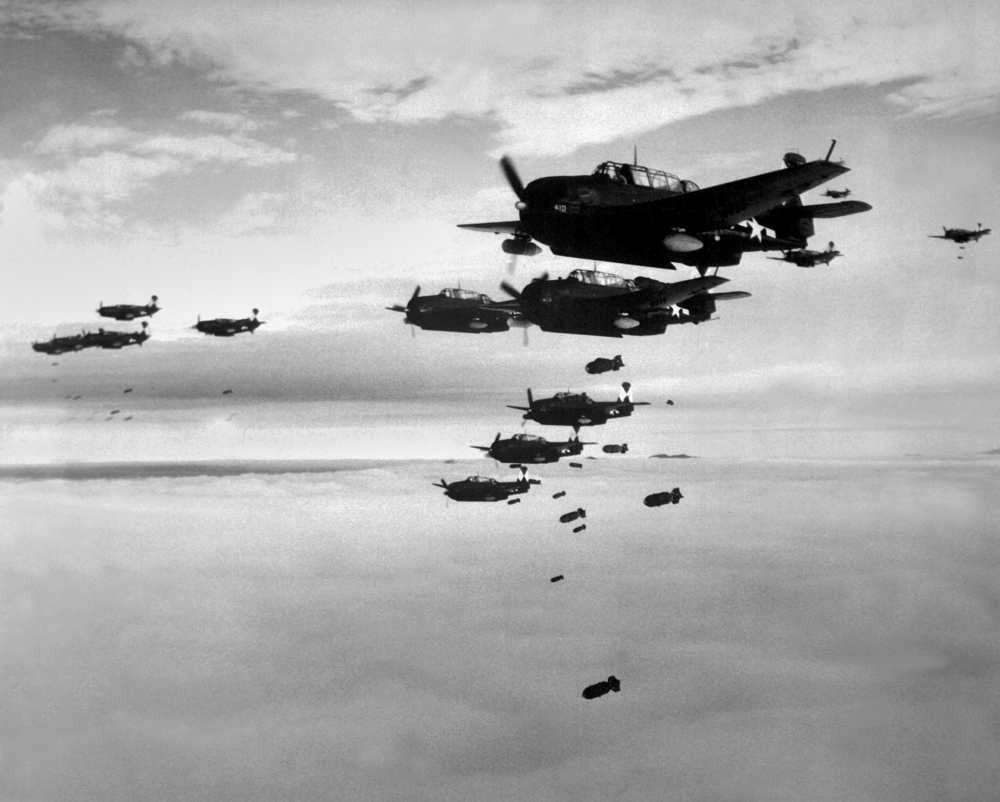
529, 217, 798, 271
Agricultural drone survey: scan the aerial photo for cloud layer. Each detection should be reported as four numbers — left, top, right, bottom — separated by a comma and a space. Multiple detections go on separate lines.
4, 459, 1000, 800
15, 0, 997, 156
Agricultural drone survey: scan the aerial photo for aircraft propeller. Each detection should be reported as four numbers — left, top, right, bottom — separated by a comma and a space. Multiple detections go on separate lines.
387, 286, 421, 335
499, 281, 521, 301
500, 155, 527, 206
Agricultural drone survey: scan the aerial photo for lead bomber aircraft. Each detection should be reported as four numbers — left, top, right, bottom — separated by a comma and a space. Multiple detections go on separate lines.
459, 141, 871, 274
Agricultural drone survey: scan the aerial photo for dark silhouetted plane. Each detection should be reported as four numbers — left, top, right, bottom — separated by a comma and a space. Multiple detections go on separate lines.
459, 141, 871, 273
31, 331, 92, 355
928, 224, 991, 245
194, 309, 263, 337
488, 267, 750, 337
767, 241, 841, 267
387, 286, 521, 334
97, 295, 159, 321
509, 382, 650, 431
471, 432, 594, 465
432, 465, 539, 502
85, 322, 150, 349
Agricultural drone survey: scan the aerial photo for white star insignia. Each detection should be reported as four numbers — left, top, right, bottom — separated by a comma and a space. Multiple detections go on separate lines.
746, 218, 767, 242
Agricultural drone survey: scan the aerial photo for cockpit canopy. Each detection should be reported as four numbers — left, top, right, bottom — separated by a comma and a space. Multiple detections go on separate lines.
567, 269, 635, 290
512, 433, 545, 442
591, 161, 699, 194
465, 475, 497, 484
553, 392, 591, 403
441, 288, 491, 303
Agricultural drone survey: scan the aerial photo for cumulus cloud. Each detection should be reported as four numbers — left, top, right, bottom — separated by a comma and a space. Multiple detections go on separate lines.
13, 0, 997, 156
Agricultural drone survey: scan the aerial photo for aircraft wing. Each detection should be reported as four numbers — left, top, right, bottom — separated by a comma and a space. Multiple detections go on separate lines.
603, 160, 851, 230
457, 220, 522, 234
793, 200, 872, 219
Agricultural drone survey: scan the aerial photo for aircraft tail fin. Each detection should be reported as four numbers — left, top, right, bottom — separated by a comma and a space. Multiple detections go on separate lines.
613, 355, 624, 369
619, 382, 633, 403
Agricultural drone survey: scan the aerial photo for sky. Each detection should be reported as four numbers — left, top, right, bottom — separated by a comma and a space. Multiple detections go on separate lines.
3, 458, 999, 800
1, 0, 999, 463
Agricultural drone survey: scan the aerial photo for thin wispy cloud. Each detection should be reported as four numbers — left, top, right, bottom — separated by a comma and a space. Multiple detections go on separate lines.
10, 0, 995, 156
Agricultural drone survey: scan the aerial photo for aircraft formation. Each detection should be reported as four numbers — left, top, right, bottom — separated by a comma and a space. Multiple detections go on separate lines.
421, 141, 879, 700
28, 138, 990, 701
32, 299, 265, 355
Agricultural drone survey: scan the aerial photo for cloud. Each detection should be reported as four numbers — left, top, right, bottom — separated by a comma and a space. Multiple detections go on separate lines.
178, 109, 263, 131
19, 120, 296, 222
14, 0, 997, 156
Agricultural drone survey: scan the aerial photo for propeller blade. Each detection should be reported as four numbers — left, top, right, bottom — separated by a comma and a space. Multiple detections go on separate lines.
386, 305, 407, 313
500, 155, 525, 201
500, 281, 521, 300
522, 325, 529, 347
410, 285, 421, 303
506, 254, 518, 275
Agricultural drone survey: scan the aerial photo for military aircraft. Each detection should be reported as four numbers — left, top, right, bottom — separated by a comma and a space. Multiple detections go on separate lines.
459, 141, 871, 273
432, 465, 539, 502
97, 295, 159, 321
387, 286, 520, 334
586, 355, 624, 374
767, 241, 841, 268
193, 309, 264, 337
86, 321, 150, 349
471, 432, 595, 465
822, 188, 852, 198
928, 224, 992, 245
490, 267, 750, 337
509, 382, 650, 430
31, 331, 93, 355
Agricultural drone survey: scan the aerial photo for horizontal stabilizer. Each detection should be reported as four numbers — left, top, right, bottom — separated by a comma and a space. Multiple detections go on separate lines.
457, 220, 522, 234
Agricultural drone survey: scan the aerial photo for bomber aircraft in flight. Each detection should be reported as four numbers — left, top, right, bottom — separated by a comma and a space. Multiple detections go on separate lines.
432, 465, 539, 502
459, 141, 871, 274
194, 309, 264, 337
471, 432, 595, 465
509, 382, 650, 431
31, 331, 92, 355
97, 295, 160, 321
767, 241, 842, 267
387, 286, 520, 334
487, 267, 750, 337
928, 224, 991, 245
822, 188, 852, 198
86, 321, 150, 349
